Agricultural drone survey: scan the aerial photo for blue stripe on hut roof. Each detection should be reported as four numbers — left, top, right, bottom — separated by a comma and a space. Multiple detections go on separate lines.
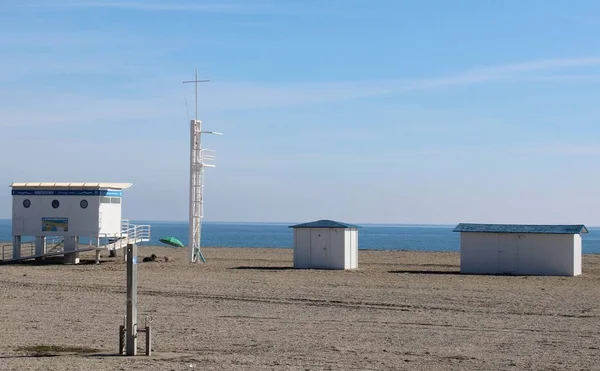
289, 220, 360, 229
452, 223, 588, 234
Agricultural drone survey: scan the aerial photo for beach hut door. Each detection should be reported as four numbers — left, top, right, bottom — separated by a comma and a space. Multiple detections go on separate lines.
497, 234, 518, 274
310, 229, 329, 268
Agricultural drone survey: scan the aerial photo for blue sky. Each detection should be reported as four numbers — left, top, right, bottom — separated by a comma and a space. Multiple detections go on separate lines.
1, 0, 600, 225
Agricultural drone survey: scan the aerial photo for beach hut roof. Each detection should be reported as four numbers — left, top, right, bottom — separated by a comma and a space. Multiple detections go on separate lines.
289, 219, 360, 229
10, 182, 132, 189
453, 223, 588, 235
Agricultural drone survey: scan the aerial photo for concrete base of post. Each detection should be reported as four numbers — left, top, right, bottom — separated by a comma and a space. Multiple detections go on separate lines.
136, 326, 152, 356
95, 249, 101, 264
119, 325, 152, 356
12, 236, 21, 261
35, 236, 46, 260
64, 253, 80, 265
119, 325, 125, 354
63, 237, 80, 264
146, 326, 152, 356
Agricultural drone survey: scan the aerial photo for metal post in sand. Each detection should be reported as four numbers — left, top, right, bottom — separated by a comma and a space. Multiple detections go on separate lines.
126, 243, 137, 356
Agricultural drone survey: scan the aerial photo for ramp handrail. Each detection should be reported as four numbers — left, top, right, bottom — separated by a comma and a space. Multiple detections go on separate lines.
1, 242, 34, 262
122, 223, 151, 242
1, 220, 151, 263
1, 244, 10, 261
121, 219, 150, 239
47, 237, 64, 253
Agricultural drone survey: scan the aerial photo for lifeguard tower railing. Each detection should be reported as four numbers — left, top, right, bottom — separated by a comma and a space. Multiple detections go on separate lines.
0, 219, 151, 263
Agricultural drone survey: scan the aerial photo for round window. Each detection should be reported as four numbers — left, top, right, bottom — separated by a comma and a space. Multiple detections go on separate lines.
80, 199, 88, 209
51, 199, 60, 209
23, 199, 31, 208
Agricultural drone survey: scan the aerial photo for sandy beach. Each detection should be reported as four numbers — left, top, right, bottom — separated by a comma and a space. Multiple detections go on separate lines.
0, 246, 599, 370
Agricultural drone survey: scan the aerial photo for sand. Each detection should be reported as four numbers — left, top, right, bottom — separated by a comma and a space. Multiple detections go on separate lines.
0, 246, 599, 371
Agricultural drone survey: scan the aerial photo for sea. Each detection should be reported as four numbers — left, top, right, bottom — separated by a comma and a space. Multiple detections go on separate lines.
1, 219, 600, 254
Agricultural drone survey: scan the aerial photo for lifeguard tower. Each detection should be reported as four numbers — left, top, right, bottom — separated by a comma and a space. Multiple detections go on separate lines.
2, 182, 150, 264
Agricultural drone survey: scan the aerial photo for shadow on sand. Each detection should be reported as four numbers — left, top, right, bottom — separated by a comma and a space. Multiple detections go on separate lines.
388, 269, 462, 275
0, 354, 61, 359
85, 353, 128, 358
0, 353, 125, 360
232, 266, 294, 271
1, 257, 112, 266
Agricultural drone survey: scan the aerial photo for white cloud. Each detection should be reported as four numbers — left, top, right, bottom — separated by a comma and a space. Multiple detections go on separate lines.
516, 74, 600, 83
197, 80, 393, 110
0, 53, 152, 83
509, 143, 600, 156
396, 57, 600, 92
22, 0, 272, 14
2, 56, 600, 131
468, 57, 600, 75
0, 93, 175, 128
200, 57, 600, 109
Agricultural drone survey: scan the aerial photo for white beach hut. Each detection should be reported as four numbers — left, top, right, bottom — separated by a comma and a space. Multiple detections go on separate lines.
289, 219, 359, 270
453, 223, 588, 276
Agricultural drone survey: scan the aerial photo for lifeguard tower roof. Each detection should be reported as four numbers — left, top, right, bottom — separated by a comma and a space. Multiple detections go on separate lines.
10, 182, 132, 189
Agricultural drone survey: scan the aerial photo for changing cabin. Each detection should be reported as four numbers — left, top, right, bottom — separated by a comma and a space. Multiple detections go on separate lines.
289, 219, 359, 270
453, 223, 588, 276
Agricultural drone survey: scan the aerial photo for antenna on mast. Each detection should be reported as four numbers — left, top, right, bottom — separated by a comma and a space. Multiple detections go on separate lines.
182, 69, 210, 121
183, 69, 221, 264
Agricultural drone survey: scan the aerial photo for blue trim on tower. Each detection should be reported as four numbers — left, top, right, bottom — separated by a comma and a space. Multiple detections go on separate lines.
11, 189, 123, 197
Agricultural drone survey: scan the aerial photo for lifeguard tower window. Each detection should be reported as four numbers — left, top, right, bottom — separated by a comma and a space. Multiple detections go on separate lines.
23, 199, 31, 208
51, 200, 60, 209
100, 196, 121, 204
80, 199, 88, 209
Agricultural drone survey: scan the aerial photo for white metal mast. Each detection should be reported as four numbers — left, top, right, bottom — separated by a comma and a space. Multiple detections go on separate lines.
183, 69, 221, 263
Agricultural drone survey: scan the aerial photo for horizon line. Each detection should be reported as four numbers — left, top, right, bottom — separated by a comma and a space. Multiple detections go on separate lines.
0, 218, 598, 228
